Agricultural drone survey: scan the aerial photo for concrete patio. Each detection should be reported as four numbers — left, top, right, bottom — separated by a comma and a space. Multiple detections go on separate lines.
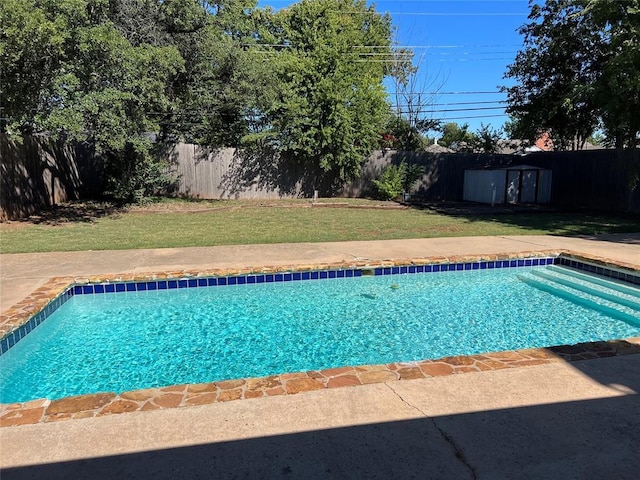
1, 234, 639, 479
2, 234, 638, 309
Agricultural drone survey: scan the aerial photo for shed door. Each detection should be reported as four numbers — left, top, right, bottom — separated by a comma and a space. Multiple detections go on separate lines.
520, 170, 537, 203
506, 170, 520, 203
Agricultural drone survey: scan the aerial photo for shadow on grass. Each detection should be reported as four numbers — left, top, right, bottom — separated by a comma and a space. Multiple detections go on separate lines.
412, 201, 640, 237
7, 202, 125, 226
8, 198, 640, 240
4, 198, 232, 226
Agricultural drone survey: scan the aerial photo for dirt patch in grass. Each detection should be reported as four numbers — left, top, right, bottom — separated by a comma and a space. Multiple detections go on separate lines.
3, 199, 638, 254
125, 198, 403, 214
4, 198, 404, 225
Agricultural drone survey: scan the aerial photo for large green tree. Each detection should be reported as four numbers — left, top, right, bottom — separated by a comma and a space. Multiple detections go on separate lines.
252, 0, 393, 187
503, 0, 602, 150
586, 0, 640, 148
503, 0, 639, 149
160, 0, 277, 146
1, 0, 403, 200
0, 0, 185, 201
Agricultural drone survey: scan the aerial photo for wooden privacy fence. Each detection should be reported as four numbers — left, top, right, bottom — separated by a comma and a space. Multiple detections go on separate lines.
143, 145, 640, 212
166, 144, 342, 199
2, 135, 639, 220
167, 144, 304, 199
0, 135, 103, 220
353, 149, 640, 213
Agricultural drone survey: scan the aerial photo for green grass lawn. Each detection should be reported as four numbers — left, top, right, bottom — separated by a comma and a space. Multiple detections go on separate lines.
1, 201, 639, 254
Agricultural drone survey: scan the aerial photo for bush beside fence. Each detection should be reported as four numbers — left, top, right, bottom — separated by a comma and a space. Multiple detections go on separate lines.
2, 135, 638, 220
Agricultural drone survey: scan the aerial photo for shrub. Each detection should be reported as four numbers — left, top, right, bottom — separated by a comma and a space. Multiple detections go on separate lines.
104, 144, 175, 204
373, 163, 404, 200
372, 160, 425, 200
402, 162, 425, 192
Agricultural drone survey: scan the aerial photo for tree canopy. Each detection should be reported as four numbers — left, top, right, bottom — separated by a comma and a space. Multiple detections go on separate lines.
1, 0, 187, 200
503, 0, 639, 149
438, 122, 476, 151
253, 0, 393, 185
1, 0, 402, 199
436, 122, 504, 153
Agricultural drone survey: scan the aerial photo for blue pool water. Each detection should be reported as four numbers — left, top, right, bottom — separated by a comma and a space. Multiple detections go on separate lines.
1, 266, 639, 403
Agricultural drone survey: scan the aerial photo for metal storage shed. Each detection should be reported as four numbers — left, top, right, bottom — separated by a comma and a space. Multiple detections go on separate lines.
463, 165, 552, 205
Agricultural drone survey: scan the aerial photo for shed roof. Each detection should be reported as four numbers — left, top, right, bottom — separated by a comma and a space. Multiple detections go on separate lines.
465, 164, 551, 172
507, 165, 547, 170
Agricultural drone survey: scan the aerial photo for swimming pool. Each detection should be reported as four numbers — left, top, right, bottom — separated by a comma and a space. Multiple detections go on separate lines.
1, 258, 639, 404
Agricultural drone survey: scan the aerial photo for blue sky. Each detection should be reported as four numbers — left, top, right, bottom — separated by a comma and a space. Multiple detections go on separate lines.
257, 0, 531, 133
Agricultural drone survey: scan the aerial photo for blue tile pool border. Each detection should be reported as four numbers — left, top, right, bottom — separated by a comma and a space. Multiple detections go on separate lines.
1, 254, 638, 356
1, 288, 74, 355
65, 257, 559, 298
557, 257, 640, 286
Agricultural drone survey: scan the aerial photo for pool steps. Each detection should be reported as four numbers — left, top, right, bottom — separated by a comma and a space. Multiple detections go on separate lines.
518, 269, 640, 326
547, 265, 640, 298
531, 269, 640, 311
2, 256, 637, 357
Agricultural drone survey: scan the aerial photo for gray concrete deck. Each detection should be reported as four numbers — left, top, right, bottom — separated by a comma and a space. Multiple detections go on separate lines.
1, 234, 640, 479
2, 234, 638, 310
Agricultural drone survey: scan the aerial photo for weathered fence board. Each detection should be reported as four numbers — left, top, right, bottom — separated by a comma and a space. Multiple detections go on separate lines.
0, 135, 102, 220
2, 135, 639, 220
348, 149, 640, 213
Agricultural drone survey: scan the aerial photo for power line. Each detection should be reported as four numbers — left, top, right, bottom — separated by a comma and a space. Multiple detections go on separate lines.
263, 0, 526, 2
263, 0, 527, 2
393, 106, 506, 114
401, 91, 504, 95
144, 107, 507, 117
331, 11, 528, 16
355, 57, 512, 63
245, 51, 515, 63
390, 91, 505, 99
419, 100, 506, 106
244, 43, 521, 48
258, 4, 529, 16
146, 115, 510, 128
430, 51, 516, 56
434, 114, 509, 120
246, 47, 516, 54
148, 107, 508, 117
438, 57, 513, 62
388, 91, 505, 95
329, 51, 516, 56
355, 44, 521, 49
248, 52, 515, 61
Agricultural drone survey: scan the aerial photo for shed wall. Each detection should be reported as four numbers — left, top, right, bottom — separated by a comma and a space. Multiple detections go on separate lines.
463, 170, 506, 204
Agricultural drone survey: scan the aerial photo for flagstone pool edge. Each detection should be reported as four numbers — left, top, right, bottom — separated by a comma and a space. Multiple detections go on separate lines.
1, 249, 638, 427
1, 337, 639, 428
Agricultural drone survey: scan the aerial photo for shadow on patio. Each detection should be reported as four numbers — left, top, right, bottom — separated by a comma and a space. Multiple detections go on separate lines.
4, 355, 639, 480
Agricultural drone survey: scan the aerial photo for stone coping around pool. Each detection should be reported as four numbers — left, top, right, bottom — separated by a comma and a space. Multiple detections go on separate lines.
2, 248, 639, 341
1, 337, 639, 428
1, 248, 639, 427
0, 248, 562, 338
